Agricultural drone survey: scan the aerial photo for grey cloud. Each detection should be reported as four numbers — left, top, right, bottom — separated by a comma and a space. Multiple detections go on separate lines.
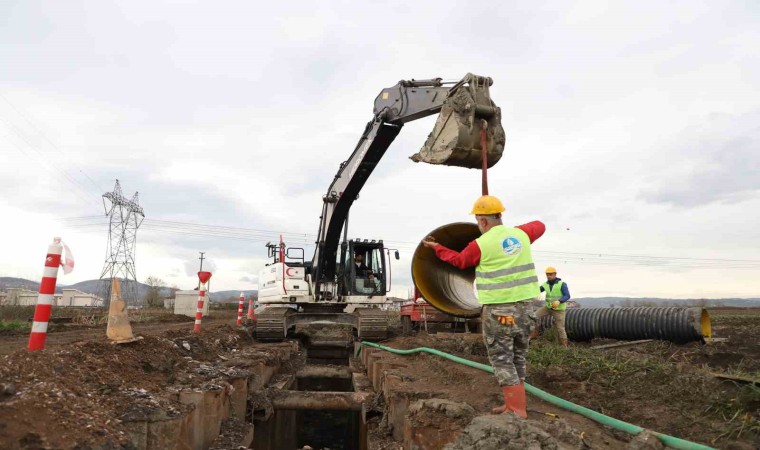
239, 275, 257, 283
640, 112, 760, 207
3, 1, 760, 297
184, 257, 217, 277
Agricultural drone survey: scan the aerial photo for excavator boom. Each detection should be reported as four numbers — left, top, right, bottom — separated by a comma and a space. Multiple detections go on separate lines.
312, 73, 505, 299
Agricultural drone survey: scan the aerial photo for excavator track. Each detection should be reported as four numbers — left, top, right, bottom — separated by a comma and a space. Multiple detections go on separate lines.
255, 307, 294, 340
354, 308, 388, 341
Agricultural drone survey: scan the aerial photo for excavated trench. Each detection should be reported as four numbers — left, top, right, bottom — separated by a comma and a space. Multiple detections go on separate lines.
297, 376, 361, 449
252, 346, 370, 450
101, 328, 372, 450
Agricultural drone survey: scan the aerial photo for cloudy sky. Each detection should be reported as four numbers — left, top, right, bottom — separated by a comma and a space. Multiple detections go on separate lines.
1, 1, 759, 299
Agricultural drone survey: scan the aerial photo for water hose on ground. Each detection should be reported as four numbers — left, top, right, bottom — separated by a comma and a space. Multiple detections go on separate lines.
355, 341, 715, 450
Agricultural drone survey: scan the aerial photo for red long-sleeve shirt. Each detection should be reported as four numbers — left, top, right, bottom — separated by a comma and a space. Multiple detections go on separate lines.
433, 221, 545, 269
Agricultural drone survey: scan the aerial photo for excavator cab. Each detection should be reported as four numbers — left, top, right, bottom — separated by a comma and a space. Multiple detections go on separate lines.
339, 239, 387, 297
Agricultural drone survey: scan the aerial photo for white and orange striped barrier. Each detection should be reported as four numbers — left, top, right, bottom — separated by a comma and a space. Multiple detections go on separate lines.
247, 299, 256, 323
236, 292, 244, 326
194, 271, 212, 333
28, 237, 74, 351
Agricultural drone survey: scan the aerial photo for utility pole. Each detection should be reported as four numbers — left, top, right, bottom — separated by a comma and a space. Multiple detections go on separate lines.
197, 252, 205, 290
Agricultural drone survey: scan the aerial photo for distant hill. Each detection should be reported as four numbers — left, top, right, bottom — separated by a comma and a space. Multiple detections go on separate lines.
0, 277, 43, 292
6, 276, 756, 308
210, 290, 258, 303
0, 277, 256, 304
66, 279, 175, 301
575, 297, 760, 308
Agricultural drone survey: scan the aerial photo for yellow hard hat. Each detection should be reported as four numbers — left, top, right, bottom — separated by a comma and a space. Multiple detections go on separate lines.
470, 195, 506, 215
545, 266, 557, 274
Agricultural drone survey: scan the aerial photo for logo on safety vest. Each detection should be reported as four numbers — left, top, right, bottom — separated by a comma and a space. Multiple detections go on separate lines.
502, 237, 522, 256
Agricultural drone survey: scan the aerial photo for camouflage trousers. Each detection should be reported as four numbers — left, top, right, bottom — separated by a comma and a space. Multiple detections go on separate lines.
481, 301, 536, 386
535, 307, 567, 341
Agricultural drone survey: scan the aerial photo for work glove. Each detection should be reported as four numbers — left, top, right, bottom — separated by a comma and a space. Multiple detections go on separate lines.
551, 301, 560, 309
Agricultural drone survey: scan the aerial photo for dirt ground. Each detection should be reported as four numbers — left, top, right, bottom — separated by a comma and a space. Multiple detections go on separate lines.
366, 333, 631, 449
0, 314, 228, 356
0, 323, 276, 450
0, 307, 757, 449
372, 307, 759, 449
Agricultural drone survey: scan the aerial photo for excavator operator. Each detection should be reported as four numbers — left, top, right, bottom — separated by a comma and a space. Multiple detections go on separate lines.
354, 251, 370, 277
421, 195, 545, 419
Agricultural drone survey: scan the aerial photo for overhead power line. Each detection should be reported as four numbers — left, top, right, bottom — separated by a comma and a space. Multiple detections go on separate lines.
60, 216, 760, 270
0, 92, 105, 207
0, 123, 99, 207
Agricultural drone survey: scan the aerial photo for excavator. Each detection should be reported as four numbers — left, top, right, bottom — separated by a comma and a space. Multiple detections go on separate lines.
256, 74, 505, 340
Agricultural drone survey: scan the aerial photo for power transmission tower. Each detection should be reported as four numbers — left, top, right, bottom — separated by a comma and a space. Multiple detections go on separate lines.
99, 180, 144, 307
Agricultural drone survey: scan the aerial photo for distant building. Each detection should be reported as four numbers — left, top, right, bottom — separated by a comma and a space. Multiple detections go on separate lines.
4, 288, 39, 306
1, 288, 100, 307
60, 289, 103, 307
174, 290, 210, 317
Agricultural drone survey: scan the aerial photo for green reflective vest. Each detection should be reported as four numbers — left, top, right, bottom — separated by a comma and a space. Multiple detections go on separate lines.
475, 225, 539, 304
542, 280, 567, 311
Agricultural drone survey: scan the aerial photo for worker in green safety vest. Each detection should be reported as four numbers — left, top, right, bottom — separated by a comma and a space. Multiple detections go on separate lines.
422, 195, 545, 419
531, 266, 571, 346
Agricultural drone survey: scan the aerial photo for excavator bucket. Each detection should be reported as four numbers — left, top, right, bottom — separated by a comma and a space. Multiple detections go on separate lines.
106, 278, 140, 344
411, 74, 505, 169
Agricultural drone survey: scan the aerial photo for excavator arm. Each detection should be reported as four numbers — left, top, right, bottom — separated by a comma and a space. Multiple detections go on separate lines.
311, 73, 505, 300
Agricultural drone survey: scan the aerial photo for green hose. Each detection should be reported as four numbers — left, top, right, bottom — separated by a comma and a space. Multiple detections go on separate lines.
356, 341, 715, 450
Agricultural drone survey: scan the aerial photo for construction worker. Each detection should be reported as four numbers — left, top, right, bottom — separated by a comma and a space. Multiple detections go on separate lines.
533, 267, 571, 346
422, 195, 545, 419
354, 251, 370, 277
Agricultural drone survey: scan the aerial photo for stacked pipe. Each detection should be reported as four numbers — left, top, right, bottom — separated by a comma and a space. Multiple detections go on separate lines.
538, 307, 711, 344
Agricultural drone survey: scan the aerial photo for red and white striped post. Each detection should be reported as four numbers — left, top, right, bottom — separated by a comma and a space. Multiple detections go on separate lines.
28, 238, 63, 351
236, 292, 245, 326
247, 299, 255, 322
194, 271, 212, 333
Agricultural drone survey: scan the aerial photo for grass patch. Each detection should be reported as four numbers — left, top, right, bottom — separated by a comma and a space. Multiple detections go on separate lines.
704, 383, 760, 443
528, 341, 670, 387
0, 320, 30, 331
709, 309, 760, 325
527, 341, 759, 445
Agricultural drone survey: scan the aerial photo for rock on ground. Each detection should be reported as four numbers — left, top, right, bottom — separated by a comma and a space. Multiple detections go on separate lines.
444, 414, 559, 450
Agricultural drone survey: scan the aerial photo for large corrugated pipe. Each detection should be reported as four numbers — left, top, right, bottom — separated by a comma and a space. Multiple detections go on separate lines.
538, 307, 711, 343
411, 222, 481, 318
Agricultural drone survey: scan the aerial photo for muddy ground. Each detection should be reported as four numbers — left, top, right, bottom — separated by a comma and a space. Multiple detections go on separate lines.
376, 308, 759, 449
0, 307, 757, 449
0, 322, 280, 449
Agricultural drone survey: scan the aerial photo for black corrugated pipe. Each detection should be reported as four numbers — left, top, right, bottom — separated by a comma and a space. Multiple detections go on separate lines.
538, 307, 711, 344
